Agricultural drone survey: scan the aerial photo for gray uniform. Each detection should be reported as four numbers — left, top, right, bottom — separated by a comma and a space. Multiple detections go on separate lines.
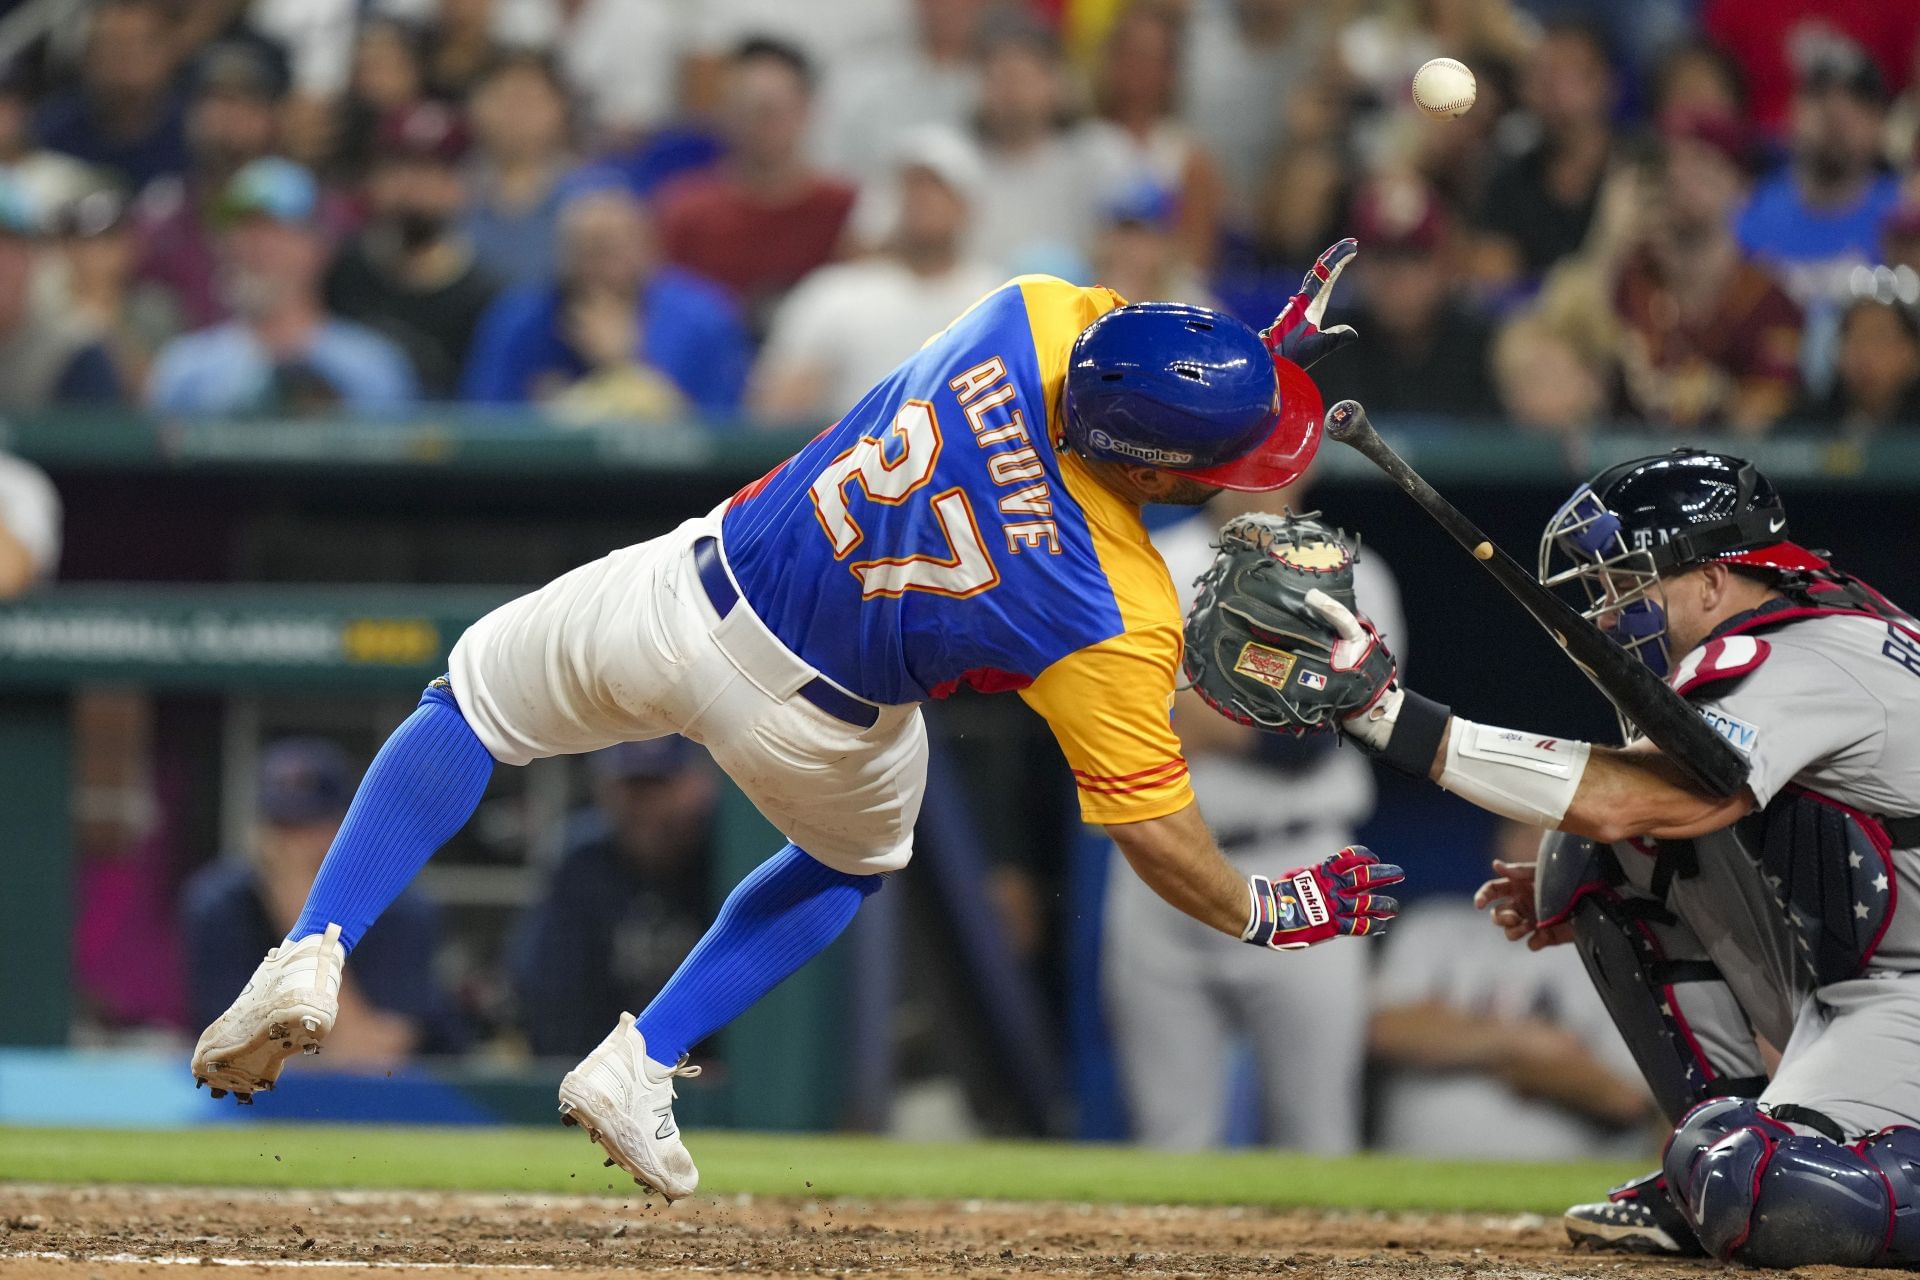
1606, 613, 1920, 1135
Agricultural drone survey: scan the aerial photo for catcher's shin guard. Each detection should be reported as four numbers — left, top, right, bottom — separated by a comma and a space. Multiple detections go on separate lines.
1536, 832, 1766, 1122
1664, 1098, 1920, 1267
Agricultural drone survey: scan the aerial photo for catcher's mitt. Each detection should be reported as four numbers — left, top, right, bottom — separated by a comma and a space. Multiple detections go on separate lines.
1183, 511, 1397, 734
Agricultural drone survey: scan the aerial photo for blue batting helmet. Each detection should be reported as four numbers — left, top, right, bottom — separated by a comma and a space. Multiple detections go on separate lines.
1062, 303, 1322, 492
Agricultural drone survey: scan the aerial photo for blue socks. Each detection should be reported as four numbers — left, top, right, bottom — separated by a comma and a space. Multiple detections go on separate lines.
637, 843, 880, 1068
291, 682, 496, 950
288, 682, 874, 1067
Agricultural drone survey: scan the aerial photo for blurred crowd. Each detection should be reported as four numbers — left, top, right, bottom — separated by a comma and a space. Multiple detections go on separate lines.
0, 0, 1907, 434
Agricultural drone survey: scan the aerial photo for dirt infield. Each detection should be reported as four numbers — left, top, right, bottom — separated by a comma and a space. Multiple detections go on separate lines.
0, 1183, 1869, 1279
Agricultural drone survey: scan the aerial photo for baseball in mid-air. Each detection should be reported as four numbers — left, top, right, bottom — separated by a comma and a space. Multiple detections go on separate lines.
1412, 57, 1476, 118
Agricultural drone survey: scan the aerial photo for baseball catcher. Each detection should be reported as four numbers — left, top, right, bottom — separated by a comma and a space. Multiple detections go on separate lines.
1186, 448, 1920, 1269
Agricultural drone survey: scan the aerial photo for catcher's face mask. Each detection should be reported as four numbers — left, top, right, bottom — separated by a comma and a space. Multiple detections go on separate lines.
1539, 486, 1672, 712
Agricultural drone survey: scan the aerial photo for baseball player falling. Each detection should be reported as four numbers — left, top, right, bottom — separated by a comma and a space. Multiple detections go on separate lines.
189, 244, 1404, 1200
1184, 451, 1920, 1268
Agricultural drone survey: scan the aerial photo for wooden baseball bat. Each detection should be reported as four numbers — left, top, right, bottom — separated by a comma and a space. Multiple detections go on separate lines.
1322, 399, 1749, 797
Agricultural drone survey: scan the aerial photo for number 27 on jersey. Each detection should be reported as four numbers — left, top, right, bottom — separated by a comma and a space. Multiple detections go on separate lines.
810, 400, 1002, 600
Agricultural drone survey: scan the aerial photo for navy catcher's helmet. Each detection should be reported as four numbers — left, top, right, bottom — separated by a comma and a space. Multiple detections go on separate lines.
1062, 302, 1323, 492
1539, 449, 1827, 680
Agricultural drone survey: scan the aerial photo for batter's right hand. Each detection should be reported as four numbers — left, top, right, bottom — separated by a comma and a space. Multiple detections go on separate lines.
1473, 859, 1573, 950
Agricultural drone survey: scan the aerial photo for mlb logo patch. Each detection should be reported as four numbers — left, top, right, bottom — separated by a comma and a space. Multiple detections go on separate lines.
1297, 670, 1327, 691
1233, 641, 1297, 690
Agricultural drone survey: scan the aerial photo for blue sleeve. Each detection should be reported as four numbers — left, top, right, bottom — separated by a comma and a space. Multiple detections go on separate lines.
460, 292, 540, 403
675, 288, 752, 418
53, 343, 124, 405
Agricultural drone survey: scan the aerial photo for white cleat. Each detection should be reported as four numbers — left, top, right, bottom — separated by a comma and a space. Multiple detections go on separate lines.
190, 922, 345, 1104
557, 1011, 702, 1202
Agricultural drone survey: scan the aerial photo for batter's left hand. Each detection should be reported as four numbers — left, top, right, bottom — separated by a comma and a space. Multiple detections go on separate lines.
1244, 845, 1402, 950
1262, 237, 1359, 371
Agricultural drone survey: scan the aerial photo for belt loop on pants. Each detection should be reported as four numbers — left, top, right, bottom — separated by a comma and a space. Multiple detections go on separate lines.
692, 535, 881, 730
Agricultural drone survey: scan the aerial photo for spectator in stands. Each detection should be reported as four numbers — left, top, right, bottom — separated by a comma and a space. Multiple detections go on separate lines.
1180, 0, 1330, 218
1475, 22, 1617, 288
131, 42, 286, 334
56, 186, 176, 393
554, 0, 702, 147
656, 38, 856, 335
326, 104, 498, 399
818, 0, 988, 182
34, 0, 189, 188
420, 0, 506, 103
677, 0, 916, 118
147, 159, 418, 416
1105, 478, 1402, 1152
0, 175, 123, 411
1087, 179, 1217, 308
1211, 144, 1348, 330
967, 21, 1137, 280
182, 738, 468, 1062
1370, 823, 1654, 1160
1738, 35, 1902, 313
1615, 116, 1803, 433
460, 52, 577, 291
1492, 316, 1611, 434
511, 738, 716, 1058
330, 18, 430, 181
1794, 293, 1920, 431
0, 447, 60, 595
751, 129, 999, 425
1091, 1, 1223, 274
1316, 176, 1496, 418
1702, 0, 1920, 135
1650, 39, 1749, 123
462, 187, 748, 417
0, 64, 100, 214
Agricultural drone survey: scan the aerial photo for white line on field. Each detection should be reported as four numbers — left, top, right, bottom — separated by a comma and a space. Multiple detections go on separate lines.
0, 1250, 557, 1271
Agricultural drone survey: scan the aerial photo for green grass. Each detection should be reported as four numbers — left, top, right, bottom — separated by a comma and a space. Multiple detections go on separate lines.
0, 1126, 1642, 1215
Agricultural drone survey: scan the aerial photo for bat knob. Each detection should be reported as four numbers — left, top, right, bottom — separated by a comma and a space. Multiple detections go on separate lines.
1324, 399, 1368, 442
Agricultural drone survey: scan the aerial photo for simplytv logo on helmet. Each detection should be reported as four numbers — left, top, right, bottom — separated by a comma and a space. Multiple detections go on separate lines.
1086, 428, 1196, 467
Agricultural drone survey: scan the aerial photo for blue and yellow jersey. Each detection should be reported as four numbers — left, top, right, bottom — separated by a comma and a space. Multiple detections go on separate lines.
722, 276, 1192, 823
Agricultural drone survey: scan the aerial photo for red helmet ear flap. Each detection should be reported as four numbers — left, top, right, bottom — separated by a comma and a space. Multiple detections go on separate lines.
1182, 356, 1324, 492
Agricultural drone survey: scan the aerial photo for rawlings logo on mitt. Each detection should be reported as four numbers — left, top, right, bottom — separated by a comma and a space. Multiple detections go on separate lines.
1183, 511, 1396, 734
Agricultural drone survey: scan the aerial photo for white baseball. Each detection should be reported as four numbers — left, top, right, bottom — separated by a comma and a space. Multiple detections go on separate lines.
1412, 57, 1476, 119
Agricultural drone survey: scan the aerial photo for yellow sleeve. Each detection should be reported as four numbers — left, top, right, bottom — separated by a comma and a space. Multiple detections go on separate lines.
1020, 624, 1194, 825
